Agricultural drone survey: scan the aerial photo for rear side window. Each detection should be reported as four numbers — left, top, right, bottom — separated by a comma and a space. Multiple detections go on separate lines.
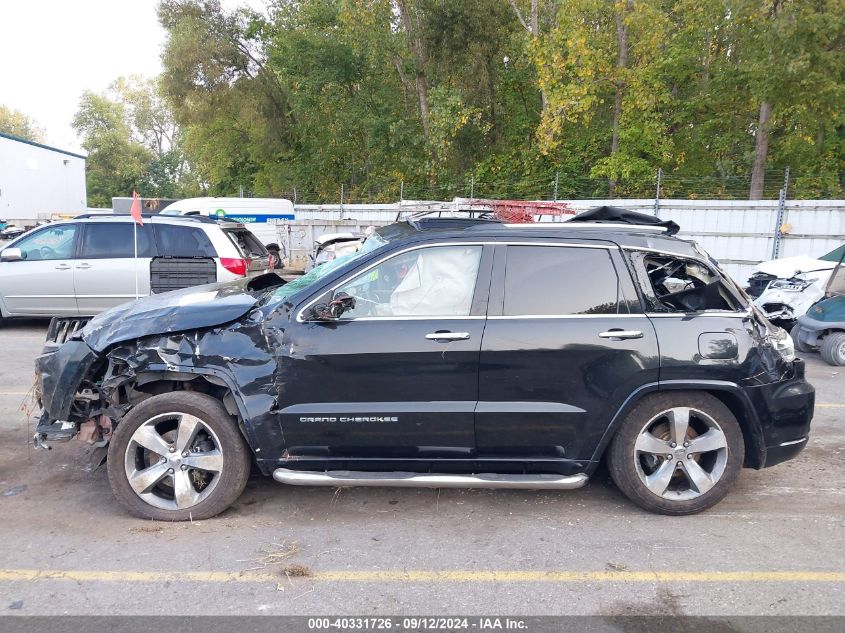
503, 246, 620, 316
225, 229, 267, 257
154, 224, 217, 257
637, 253, 742, 312
81, 223, 156, 258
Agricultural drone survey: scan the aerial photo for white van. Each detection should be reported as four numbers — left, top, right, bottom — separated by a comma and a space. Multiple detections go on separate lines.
161, 197, 295, 245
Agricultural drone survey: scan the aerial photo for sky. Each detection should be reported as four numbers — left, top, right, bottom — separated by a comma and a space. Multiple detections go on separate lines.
0, 0, 263, 154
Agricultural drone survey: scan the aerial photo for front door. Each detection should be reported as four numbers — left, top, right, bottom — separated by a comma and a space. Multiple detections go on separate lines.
278, 243, 492, 459
477, 243, 660, 465
0, 224, 79, 316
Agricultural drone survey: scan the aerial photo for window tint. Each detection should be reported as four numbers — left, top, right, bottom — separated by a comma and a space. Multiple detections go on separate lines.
81, 223, 155, 258
13, 224, 77, 261
504, 246, 619, 316
225, 229, 267, 257
154, 224, 217, 257
336, 245, 482, 318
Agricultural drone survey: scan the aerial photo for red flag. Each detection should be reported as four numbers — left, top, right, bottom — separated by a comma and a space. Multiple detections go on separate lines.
130, 190, 144, 225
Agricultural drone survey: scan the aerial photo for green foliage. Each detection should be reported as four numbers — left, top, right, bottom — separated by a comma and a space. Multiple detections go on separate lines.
150, 0, 843, 200
72, 77, 201, 207
0, 105, 45, 142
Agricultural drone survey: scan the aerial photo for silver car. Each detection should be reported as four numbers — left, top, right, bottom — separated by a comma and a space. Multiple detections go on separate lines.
0, 214, 271, 320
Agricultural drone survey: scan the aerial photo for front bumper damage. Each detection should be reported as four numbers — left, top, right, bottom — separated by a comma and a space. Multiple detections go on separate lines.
34, 340, 112, 447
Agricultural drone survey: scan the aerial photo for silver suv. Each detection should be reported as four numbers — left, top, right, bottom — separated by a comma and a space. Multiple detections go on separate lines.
0, 214, 271, 319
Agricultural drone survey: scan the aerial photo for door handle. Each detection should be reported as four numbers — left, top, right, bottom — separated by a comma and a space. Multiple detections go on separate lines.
599, 329, 643, 340
425, 331, 470, 341
55, 264, 71, 270
75, 263, 92, 269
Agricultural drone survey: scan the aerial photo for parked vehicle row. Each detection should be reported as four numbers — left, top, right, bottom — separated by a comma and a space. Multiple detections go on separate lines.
747, 244, 845, 365
792, 253, 845, 366
0, 214, 271, 320
35, 210, 814, 521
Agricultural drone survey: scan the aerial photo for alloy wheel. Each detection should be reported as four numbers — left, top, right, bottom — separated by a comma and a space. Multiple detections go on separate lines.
633, 407, 729, 501
123, 412, 224, 511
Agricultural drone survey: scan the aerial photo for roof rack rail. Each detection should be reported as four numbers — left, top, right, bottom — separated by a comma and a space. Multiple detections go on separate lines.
503, 222, 669, 233
73, 213, 218, 224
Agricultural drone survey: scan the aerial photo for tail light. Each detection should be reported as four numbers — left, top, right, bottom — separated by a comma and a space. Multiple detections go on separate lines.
267, 254, 276, 269
220, 257, 249, 276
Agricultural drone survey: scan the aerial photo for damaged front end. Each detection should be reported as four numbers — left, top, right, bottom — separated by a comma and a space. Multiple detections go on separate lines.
35, 336, 132, 449
33, 274, 284, 451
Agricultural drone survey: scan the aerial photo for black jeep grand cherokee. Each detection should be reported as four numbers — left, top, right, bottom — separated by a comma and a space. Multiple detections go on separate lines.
36, 211, 814, 519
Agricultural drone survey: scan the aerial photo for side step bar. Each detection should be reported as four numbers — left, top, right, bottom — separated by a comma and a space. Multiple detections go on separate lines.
273, 469, 589, 490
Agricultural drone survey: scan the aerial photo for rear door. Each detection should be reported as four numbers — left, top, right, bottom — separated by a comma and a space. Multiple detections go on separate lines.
0, 224, 79, 315
74, 222, 156, 315
477, 242, 659, 464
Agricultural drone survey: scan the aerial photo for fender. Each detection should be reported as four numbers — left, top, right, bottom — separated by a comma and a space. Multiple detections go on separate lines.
587, 379, 766, 472
132, 362, 266, 459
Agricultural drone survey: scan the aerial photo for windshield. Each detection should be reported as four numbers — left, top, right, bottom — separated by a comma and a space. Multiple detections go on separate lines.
263, 233, 388, 304
827, 264, 845, 297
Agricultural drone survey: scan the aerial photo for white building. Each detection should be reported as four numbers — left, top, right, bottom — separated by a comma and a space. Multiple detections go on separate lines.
0, 132, 87, 223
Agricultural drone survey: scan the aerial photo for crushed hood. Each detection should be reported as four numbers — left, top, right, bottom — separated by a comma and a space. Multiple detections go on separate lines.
81, 274, 281, 353
755, 255, 836, 279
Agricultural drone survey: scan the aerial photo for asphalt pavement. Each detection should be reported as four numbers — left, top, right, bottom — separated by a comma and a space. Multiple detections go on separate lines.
0, 318, 842, 616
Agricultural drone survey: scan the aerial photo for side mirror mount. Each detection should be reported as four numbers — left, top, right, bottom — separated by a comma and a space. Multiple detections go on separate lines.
310, 291, 356, 321
1, 248, 22, 262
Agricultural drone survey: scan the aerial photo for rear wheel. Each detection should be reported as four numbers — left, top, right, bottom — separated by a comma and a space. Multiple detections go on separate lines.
107, 392, 251, 521
820, 332, 845, 366
608, 392, 744, 515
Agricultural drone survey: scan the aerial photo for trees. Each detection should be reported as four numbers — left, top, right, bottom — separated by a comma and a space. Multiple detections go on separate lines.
72, 77, 199, 207
0, 106, 45, 142
151, 0, 843, 200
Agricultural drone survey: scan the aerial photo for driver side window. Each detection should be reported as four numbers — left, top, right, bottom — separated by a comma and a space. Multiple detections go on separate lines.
336, 245, 482, 319
14, 225, 78, 261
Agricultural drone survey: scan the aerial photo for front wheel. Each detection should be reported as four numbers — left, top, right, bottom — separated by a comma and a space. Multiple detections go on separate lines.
107, 392, 251, 521
820, 332, 845, 366
607, 392, 745, 515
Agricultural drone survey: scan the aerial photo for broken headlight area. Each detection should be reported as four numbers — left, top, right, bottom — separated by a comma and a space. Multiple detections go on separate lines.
768, 327, 796, 363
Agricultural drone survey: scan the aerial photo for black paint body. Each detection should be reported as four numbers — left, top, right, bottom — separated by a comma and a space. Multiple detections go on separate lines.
37, 222, 815, 477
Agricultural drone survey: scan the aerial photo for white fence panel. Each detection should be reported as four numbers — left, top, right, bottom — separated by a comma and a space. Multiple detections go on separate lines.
285, 199, 845, 283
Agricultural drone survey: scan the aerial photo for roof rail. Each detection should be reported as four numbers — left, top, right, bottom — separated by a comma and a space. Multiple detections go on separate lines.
503, 222, 669, 233
73, 213, 218, 224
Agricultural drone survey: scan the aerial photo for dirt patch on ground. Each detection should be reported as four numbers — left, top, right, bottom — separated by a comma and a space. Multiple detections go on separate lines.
282, 563, 312, 578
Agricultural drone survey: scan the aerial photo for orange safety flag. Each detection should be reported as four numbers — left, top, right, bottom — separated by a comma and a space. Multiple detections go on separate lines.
130, 190, 144, 225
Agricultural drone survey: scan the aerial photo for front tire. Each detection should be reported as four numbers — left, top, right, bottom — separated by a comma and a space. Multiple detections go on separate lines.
607, 392, 744, 515
820, 332, 845, 366
107, 392, 251, 521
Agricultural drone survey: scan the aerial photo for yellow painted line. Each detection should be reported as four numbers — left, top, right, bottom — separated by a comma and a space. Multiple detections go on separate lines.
817, 403, 845, 409
0, 392, 31, 396
0, 568, 842, 584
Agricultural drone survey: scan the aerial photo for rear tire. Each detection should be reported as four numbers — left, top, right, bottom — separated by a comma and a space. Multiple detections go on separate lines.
607, 392, 744, 516
820, 332, 845, 366
107, 392, 251, 521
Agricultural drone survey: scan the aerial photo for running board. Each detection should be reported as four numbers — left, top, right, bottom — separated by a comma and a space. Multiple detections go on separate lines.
272, 469, 589, 490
